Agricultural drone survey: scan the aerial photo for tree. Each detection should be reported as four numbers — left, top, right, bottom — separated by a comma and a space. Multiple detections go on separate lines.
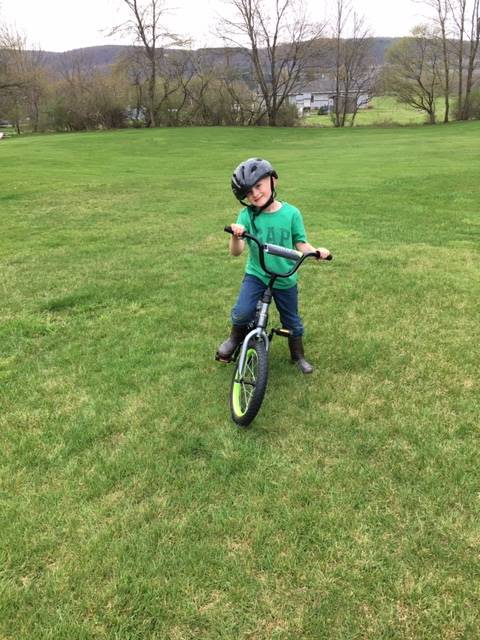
0, 34, 18, 132
116, 46, 193, 126
112, 0, 185, 127
49, 52, 128, 131
448, 0, 480, 119
0, 35, 19, 91
0, 26, 48, 133
216, 56, 265, 125
154, 50, 193, 125
381, 26, 443, 124
420, 0, 452, 122
218, 0, 325, 126
20, 47, 49, 132
115, 47, 149, 125
331, 0, 375, 127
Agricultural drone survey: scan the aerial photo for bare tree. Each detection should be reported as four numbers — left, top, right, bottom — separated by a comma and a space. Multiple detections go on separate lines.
219, 58, 264, 125
450, 0, 467, 112
181, 53, 215, 125
154, 50, 193, 125
0, 26, 26, 92
0, 26, 48, 132
460, 0, 480, 118
178, 52, 263, 126
116, 47, 148, 124
160, 50, 195, 125
23, 47, 48, 132
218, 0, 326, 126
420, 0, 452, 122
112, 0, 185, 127
332, 0, 348, 127
331, 0, 374, 127
51, 52, 128, 131
381, 25, 443, 124
448, 0, 480, 119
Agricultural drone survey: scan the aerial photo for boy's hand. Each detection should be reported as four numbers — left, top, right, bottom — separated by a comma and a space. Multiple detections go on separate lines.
316, 247, 331, 260
229, 224, 246, 256
296, 241, 331, 260
231, 224, 245, 237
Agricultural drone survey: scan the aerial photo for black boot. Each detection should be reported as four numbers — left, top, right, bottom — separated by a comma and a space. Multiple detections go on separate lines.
288, 336, 314, 374
216, 325, 248, 362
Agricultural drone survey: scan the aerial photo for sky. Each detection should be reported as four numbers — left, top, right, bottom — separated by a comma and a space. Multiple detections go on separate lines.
1, 0, 429, 52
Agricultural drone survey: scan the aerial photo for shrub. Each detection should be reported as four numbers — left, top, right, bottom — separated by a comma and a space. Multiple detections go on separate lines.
274, 102, 300, 126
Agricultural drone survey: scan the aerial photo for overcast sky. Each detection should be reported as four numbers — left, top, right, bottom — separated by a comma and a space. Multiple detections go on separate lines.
2, 0, 428, 52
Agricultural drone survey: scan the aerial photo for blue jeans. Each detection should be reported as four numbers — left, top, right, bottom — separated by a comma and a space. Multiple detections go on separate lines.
231, 274, 304, 337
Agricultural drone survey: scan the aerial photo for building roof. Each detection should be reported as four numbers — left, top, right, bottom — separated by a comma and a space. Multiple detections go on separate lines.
293, 78, 335, 95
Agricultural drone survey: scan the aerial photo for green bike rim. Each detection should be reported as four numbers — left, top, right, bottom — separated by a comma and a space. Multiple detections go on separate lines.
232, 348, 257, 417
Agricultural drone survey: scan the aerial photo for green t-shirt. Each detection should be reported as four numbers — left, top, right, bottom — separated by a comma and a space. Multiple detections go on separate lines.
236, 201, 307, 289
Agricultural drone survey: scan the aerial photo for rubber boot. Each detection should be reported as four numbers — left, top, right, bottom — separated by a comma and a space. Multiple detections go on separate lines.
216, 325, 248, 362
288, 336, 314, 374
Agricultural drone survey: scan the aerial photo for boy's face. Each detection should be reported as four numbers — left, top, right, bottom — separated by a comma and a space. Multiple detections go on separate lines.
246, 176, 275, 208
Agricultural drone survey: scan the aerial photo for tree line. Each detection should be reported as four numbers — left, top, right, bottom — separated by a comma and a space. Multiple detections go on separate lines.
381, 0, 480, 124
1, 0, 479, 133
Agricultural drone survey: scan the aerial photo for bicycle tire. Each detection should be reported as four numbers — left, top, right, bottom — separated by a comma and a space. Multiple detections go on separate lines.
229, 338, 268, 427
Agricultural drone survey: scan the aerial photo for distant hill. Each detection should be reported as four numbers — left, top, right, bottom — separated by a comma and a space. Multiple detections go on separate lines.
39, 38, 400, 75
40, 45, 132, 73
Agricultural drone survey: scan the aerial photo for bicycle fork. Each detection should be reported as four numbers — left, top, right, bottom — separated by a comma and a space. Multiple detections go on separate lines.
235, 288, 272, 378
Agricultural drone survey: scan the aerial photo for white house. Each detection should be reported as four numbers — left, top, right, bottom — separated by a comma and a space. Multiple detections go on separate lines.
289, 79, 369, 114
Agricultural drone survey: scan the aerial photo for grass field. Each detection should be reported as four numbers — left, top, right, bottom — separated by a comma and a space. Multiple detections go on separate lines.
302, 97, 445, 127
1, 123, 479, 639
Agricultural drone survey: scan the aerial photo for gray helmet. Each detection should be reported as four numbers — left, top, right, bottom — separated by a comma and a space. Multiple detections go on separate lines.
231, 157, 278, 202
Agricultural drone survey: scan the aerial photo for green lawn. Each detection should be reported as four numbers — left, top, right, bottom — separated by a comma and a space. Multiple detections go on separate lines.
303, 96, 445, 127
1, 123, 479, 639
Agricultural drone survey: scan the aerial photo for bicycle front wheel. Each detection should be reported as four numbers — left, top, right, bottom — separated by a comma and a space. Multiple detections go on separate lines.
229, 339, 268, 427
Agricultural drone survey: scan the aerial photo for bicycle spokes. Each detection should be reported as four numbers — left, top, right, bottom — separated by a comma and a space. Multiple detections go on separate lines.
230, 341, 268, 427
233, 348, 257, 414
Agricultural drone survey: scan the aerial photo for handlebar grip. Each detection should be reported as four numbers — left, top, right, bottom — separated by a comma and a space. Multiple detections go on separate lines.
225, 225, 247, 239
315, 251, 333, 261
264, 243, 303, 262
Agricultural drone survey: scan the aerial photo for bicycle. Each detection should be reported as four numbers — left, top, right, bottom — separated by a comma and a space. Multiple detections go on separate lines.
217, 226, 332, 427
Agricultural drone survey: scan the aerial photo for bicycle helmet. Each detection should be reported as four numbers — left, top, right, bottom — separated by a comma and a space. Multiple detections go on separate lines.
231, 158, 278, 210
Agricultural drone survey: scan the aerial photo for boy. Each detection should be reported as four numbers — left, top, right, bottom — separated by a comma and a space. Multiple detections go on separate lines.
217, 157, 331, 374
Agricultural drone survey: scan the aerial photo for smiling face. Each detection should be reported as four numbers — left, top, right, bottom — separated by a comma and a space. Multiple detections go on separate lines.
246, 175, 276, 209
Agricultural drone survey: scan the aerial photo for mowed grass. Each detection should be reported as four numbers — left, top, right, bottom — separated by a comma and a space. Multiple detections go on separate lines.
303, 96, 446, 127
0, 123, 479, 639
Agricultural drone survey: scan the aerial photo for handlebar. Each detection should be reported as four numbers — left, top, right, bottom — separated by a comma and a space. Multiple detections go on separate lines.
224, 226, 332, 279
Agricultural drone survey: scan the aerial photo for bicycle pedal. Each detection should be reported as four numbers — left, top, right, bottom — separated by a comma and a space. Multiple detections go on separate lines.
273, 328, 292, 337
215, 353, 232, 363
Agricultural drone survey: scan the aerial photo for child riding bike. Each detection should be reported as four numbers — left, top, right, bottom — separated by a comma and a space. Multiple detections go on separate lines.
216, 157, 331, 374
